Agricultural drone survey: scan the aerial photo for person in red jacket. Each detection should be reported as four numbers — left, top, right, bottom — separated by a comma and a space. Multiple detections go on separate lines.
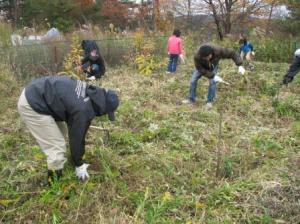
166, 29, 183, 74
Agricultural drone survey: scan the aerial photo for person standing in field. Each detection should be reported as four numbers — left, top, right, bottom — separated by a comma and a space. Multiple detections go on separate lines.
166, 29, 184, 74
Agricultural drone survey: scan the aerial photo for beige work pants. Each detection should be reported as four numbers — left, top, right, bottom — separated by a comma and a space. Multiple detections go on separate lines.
18, 90, 67, 170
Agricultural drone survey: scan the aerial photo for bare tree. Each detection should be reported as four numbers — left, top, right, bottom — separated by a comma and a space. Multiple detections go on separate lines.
200, 0, 269, 40
0, 0, 23, 27
153, 0, 160, 30
169, 0, 196, 30
266, 0, 275, 34
204, 0, 225, 40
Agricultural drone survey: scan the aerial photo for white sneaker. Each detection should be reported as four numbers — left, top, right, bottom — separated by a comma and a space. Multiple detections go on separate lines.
166, 71, 171, 74
182, 99, 193, 104
205, 102, 213, 109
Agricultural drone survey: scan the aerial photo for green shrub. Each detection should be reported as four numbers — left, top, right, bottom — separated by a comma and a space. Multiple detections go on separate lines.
292, 122, 300, 138
252, 135, 284, 159
53, 18, 74, 33
254, 137, 283, 152
272, 98, 300, 120
258, 81, 280, 97
253, 38, 297, 63
0, 22, 12, 48
222, 156, 233, 178
206, 182, 235, 207
246, 215, 273, 224
109, 130, 142, 155
214, 36, 297, 63
59, 35, 84, 80
139, 124, 172, 142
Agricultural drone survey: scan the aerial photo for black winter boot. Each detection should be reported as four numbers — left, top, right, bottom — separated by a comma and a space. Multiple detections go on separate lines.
47, 169, 63, 186
55, 169, 62, 180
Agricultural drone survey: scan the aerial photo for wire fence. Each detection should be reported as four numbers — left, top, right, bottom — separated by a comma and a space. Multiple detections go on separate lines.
0, 36, 299, 80
0, 36, 168, 80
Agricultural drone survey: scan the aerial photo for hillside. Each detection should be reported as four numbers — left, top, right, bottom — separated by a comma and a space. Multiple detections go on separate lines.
0, 60, 299, 223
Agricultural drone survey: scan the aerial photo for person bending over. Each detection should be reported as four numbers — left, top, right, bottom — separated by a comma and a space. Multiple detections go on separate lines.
18, 76, 119, 185
183, 44, 245, 108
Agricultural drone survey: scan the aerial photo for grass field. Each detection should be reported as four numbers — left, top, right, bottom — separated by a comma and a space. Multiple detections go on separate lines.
0, 59, 299, 223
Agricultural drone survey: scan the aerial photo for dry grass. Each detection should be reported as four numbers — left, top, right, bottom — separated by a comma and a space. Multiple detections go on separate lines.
0, 60, 299, 223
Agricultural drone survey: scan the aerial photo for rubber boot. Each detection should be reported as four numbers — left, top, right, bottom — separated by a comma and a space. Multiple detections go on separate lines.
47, 169, 62, 186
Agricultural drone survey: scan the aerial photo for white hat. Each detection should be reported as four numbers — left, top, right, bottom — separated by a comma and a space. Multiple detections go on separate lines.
295, 49, 300, 57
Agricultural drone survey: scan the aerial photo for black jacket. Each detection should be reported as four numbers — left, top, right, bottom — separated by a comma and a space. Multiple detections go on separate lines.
81, 40, 106, 78
283, 55, 300, 83
25, 76, 111, 166
194, 43, 243, 79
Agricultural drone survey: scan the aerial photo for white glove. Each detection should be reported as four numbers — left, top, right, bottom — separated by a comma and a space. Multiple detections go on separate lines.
179, 54, 185, 63
251, 51, 255, 56
75, 163, 90, 180
213, 75, 230, 85
295, 49, 300, 57
87, 76, 96, 81
238, 66, 245, 75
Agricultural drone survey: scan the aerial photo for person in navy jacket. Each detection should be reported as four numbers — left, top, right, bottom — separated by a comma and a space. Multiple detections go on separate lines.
18, 76, 119, 185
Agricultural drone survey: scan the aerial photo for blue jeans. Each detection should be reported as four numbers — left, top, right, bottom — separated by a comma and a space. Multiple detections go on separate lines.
188, 69, 217, 103
82, 63, 100, 78
167, 54, 179, 72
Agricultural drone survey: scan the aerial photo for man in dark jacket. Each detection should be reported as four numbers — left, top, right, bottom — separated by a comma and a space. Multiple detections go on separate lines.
80, 40, 106, 80
18, 76, 119, 184
282, 49, 300, 85
183, 44, 245, 107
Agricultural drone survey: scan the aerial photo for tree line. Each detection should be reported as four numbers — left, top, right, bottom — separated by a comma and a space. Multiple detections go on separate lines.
0, 0, 299, 38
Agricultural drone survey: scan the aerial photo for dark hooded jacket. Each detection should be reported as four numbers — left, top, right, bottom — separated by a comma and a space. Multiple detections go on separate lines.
25, 76, 114, 166
81, 40, 106, 78
194, 43, 243, 79
283, 53, 300, 84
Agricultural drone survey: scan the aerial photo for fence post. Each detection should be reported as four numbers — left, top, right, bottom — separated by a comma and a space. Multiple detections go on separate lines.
215, 110, 223, 178
53, 45, 58, 73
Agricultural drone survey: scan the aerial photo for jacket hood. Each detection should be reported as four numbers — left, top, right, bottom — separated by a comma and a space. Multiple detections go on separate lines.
86, 85, 119, 120
86, 85, 107, 116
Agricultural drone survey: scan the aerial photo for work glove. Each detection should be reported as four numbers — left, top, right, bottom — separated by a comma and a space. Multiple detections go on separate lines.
179, 54, 185, 63
295, 49, 300, 57
87, 76, 96, 81
213, 75, 230, 85
75, 163, 90, 181
238, 66, 246, 75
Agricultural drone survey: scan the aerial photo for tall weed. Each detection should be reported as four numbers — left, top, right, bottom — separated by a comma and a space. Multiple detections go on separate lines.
132, 31, 167, 75
0, 22, 12, 48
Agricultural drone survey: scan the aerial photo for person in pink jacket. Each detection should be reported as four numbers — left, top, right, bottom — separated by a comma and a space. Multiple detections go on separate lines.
167, 29, 183, 73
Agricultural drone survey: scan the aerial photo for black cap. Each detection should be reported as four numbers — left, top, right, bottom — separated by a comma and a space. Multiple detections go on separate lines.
106, 90, 119, 121
199, 45, 214, 57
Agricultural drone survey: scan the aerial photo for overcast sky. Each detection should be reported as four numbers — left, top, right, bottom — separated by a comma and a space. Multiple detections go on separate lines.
125, 0, 289, 18
274, 5, 289, 18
